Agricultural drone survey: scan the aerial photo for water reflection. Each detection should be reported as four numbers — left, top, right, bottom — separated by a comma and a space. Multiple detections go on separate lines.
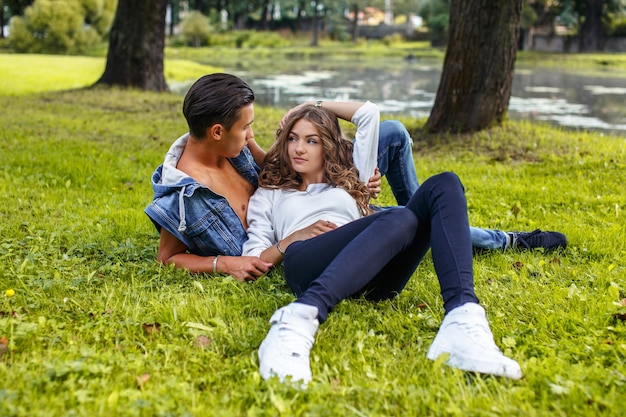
172, 60, 626, 134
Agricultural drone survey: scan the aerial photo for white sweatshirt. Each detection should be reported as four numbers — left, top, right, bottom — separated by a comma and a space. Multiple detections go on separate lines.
242, 184, 360, 257
349, 101, 379, 183
242, 101, 379, 257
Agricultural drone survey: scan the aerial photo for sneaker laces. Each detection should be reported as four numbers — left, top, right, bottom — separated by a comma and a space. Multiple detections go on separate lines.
455, 320, 502, 353
513, 229, 542, 249
276, 323, 314, 358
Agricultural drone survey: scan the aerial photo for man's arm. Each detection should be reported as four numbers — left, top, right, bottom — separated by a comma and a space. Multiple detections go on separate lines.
246, 137, 266, 167
157, 228, 273, 282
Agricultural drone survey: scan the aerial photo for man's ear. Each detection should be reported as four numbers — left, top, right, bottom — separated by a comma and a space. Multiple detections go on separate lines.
208, 124, 223, 141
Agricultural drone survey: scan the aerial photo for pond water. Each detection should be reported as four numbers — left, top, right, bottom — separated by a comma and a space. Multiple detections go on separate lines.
173, 58, 626, 134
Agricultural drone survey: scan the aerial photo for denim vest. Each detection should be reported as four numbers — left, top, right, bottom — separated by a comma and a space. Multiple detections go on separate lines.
145, 137, 260, 257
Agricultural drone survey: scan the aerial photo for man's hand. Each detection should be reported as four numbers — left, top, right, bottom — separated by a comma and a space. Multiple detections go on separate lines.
367, 168, 381, 199
220, 256, 273, 283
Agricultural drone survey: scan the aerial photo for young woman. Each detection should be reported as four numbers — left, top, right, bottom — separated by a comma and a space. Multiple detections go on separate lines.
242, 102, 522, 387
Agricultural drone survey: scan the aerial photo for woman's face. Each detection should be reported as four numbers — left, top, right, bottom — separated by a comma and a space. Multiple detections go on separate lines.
287, 118, 325, 184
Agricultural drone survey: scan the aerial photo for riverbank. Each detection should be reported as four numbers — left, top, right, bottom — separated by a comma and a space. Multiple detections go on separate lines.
0, 72, 625, 415
165, 40, 626, 73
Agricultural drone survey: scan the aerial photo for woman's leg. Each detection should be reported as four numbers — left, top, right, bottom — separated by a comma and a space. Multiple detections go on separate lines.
259, 208, 417, 386
399, 171, 478, 313
283, 208, 418, 323
388, 173, 522, 379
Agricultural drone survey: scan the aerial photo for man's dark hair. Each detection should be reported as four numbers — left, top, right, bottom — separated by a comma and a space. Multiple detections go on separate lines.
182, 73, 255, 138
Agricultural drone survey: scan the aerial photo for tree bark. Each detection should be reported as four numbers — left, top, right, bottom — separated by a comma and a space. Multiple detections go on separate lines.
351, 4, 359, 42
311, 0, 320, 46
425, 0, 523, 133
95, 0, 168, 92
579, 0, 604, 52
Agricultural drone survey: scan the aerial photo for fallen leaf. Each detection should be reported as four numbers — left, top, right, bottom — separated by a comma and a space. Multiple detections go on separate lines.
142, 323, 161, 335
0, 336, 8, 359
512, 261, 524, 270
136, 373, 150, 389
619, 298, 626, 306
193, 335, 212, 349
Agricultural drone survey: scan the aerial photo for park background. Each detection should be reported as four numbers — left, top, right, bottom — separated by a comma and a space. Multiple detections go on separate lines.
1, 1, 626, 416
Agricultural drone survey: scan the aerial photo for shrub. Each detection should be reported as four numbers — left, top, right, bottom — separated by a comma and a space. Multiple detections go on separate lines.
607, 17, 626, 36
180, 10, 212, 47
382, 33, 406, 46
243, 30, 290, 48
8, 0, 112, 54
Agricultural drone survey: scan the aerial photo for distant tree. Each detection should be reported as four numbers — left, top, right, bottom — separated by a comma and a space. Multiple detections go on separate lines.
95, 0, 168, 91
0, 1, 5, 38
426, 0, 523, 133
419, 0, 451, 45
578, 0, 605, 50
260, 0, 271, 30
311, 0, 321, 45
348, 1, 366, 42
4, 0, 34, 16
568, 0, 624, 51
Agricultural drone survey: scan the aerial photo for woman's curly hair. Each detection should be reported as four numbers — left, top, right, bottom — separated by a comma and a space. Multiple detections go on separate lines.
259, 105, 371, 216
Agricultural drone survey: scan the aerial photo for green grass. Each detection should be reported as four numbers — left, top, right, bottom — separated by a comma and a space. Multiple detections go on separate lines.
0, 54, 220, 95
0, 53, 625, 416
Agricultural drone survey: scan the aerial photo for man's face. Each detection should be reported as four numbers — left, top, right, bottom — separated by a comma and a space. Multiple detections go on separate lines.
221, 103, 254, 158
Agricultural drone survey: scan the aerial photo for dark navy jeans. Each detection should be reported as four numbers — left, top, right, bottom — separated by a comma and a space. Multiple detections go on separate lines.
376, 120, 509, 250
283, 172, 479, 323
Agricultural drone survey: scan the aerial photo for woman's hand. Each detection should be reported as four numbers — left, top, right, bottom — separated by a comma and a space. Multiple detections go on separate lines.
289, 220, 338, 242
367, 168, 381, 199
279, 102, 310, 129
258, 220, 337, 265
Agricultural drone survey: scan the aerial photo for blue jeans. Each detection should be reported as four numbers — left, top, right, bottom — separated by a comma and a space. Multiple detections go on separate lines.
283, 172, 479, 322
377, 120, 509, 250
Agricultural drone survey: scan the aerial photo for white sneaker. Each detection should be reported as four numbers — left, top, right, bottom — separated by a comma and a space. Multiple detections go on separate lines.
427, 302, 523, 379
258, 302, 319, 387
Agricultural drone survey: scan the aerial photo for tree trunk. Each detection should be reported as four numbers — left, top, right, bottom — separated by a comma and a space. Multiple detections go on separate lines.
294, 1, 304, 33
95, 0, 168, 92
311, 1, 320, 46
351, 4, 359, 43
579, 0, 604, 52
168, 0, 177, 37
0, 6, 4, 39
260, 0, 270, 31
425, 0, 523, 133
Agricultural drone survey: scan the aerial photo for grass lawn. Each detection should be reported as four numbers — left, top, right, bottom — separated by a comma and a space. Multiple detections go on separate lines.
0, 52, 625, 416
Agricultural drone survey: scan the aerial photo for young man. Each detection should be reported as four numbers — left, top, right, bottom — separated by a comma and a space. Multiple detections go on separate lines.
145, 73, 567, 282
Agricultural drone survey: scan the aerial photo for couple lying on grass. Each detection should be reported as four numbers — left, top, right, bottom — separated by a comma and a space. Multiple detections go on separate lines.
145, 73, 567, 387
